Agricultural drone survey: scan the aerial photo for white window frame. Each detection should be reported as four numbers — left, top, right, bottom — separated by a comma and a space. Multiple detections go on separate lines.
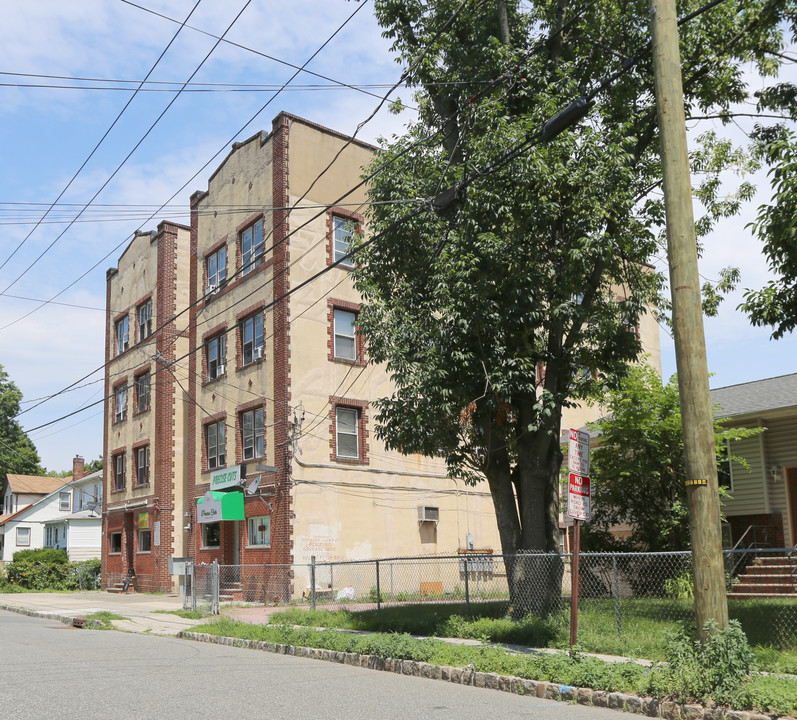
116, 316, 129, 355
333, 308, 358, 361
207, 246, 227, 288
114, 384, 127, 423
333, 216, 355, 266
138, 299, 152, 341
16, 527, 30, 547
136, 446, 149, 486
241, 218, 264, 275
247, 515, 271, 547
241, 313, 264, 366
206, 421, 226, 470
242, 408, 264, 461
59, 491, 70, 511
136, 372, 150, 412
335, 406, 359, 459
207, 334, 226, 380
114, 453, 126, 492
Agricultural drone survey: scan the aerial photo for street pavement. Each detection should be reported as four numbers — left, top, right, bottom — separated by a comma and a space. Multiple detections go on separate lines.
0, 608, 636, 720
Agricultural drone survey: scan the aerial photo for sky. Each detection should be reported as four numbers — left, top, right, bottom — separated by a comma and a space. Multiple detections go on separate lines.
0, 0, 794, 473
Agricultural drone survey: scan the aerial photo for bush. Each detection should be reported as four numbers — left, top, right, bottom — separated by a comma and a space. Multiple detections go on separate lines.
12, 548, 68, 564
3, 554, 101, 591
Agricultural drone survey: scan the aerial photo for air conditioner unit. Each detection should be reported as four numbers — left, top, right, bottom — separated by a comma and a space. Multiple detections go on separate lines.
205, 283, 218, 297
217, 364, 225, 377
417, 506, 439, 523
254, 346, 263, 360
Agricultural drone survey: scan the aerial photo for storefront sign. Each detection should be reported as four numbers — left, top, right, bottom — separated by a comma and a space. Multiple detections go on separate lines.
209, 464, 245, 492
196, 490, 245, 523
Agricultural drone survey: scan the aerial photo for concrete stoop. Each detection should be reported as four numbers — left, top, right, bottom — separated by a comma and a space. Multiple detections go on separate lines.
177, 631, 779, 720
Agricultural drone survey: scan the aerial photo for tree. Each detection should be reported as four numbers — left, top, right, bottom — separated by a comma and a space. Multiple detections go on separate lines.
582, 365, 758, 552
0, 364, 42, 489
354, 0, 794, 614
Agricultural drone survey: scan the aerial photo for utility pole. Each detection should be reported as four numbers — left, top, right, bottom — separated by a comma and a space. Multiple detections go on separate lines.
648, 0, 729, 638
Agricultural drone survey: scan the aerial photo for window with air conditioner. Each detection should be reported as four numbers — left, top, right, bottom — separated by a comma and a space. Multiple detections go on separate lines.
241, 313, 264, 366
207, 334, 226, 381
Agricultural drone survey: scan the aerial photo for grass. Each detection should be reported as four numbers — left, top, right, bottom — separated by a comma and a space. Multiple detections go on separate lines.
84, 611, 128, 630
154, 609, 209, 620
268, 598, 796, 673
187, 617, 797, 716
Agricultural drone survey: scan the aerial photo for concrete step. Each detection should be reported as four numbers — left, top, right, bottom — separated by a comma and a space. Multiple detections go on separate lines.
728, 592, 797, 600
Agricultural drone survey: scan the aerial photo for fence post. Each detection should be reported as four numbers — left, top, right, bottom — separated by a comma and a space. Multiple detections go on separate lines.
613, 554, 621, 638
211, 560, 220, 615
464, 556, 471, 618
375, 559, 381, 611
190, 561, 197, 612
310, 556, 316, 611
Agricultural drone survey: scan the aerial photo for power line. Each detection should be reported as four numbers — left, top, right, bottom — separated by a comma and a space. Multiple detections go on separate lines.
0, 0, 254, 297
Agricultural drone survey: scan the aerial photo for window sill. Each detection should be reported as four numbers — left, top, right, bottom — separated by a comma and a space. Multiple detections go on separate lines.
136, 551, 151, 554
333, 457, 369, 465
111, 488, 126, 494
237, 357, 264, 372
331, 356, 366, 367
113, 418, 127, 425
134, 484, 150, 490
244, 545, 271, 550
200, 545, 220, 550
109, 552, 122, 556
133, 408, 151, 416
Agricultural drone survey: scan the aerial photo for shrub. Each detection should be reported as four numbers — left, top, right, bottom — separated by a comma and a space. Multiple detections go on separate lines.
12, 548, 68, 564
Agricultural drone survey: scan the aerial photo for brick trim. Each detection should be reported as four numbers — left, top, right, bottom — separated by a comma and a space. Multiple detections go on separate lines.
236, 212, 265, 234
204, 236, 228, 258
329, 397, 369, 464
327, 299, 366, 366
235, 300, 267, 323
202, 323, 228, 342
326, 207, 363, 267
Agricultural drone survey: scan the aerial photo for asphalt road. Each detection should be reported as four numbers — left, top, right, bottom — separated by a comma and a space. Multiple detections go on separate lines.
1, 610, 635, 720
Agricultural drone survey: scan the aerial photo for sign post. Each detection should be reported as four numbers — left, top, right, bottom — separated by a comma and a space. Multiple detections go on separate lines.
567, 429, 591, 649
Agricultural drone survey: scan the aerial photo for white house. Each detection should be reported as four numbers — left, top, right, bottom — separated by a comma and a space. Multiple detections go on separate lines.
0, 458, 103, 564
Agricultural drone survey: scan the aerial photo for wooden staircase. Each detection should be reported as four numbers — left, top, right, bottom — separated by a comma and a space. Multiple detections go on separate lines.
727, 555, 797, 599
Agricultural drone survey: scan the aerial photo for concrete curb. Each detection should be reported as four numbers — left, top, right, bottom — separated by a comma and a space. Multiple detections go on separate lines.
1, 604, 81, 628
176, 631, 777, 720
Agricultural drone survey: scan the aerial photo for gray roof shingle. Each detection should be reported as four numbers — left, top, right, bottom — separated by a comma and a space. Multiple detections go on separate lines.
711, 373, 797, 418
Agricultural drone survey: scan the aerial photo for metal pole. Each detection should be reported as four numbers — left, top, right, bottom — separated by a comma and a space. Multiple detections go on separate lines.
310, 556, 316, 611
613, 554, 621, 638
464, 556, 471, 618
649, 0, 729, 638
375, 559, 381, 611
570, 520, 581, 649
190, 561, 196, 612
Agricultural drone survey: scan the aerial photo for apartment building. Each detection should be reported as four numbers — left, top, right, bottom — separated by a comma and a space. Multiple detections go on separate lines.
102, 221, 191, 592
101, 112, 660, 597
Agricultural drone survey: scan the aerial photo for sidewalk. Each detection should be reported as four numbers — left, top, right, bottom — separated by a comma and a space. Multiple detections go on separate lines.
0, 591, 199, 635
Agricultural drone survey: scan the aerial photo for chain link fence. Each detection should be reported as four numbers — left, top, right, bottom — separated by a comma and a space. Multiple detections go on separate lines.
184, 548, 795, 648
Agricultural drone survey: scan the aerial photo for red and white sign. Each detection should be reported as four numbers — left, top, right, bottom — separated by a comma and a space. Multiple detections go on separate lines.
568, 428, 590, 476
568, 472, 591, 521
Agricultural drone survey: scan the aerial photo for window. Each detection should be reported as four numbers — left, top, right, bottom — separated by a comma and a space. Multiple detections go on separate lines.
242, 408, 264, 461
136, 446, 149, 486
206, 421, 226, 470
16, 527, 30, 547
336, 407, 359, 458
114, 384, 127, 423
138, 299, 152, 341
241, 313, 264, 366
333, 216, 355, 266
136, 373, 150, 412
116, 316, 129, 355
109, 532, 122, 554
207, 334, 226, 380
247, 516, 271, 547
333, 308, 357, 361
202, 522, 220, 548
45, 526, 56, 547
59, 492, 70, 511
241, 218, 264, 275
138, 529, 152, 552
207, 245, 227, 290
718, 439, 733, 491
113, 453, 126, 492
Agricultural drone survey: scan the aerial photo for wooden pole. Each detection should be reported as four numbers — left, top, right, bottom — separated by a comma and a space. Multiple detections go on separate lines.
648, 0, 729, 638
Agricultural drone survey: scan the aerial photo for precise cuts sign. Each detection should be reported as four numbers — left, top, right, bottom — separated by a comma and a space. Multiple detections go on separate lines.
567, 429, 591, 521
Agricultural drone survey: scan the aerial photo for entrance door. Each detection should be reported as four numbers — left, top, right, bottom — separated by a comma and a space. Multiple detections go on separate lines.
787, 468, 797, 547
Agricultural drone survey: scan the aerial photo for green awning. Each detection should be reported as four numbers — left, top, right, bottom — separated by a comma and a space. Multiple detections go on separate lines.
197, 491, 244, 523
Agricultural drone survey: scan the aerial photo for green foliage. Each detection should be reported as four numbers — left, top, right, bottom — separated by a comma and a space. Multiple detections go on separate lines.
647, 620, 755, 705
731, 673, 797, 716
663, 572, 694, 600
2, 553, 101, 591
83, 611, 128, 630
0, 364, 42, 483
583, 365, 762, 552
